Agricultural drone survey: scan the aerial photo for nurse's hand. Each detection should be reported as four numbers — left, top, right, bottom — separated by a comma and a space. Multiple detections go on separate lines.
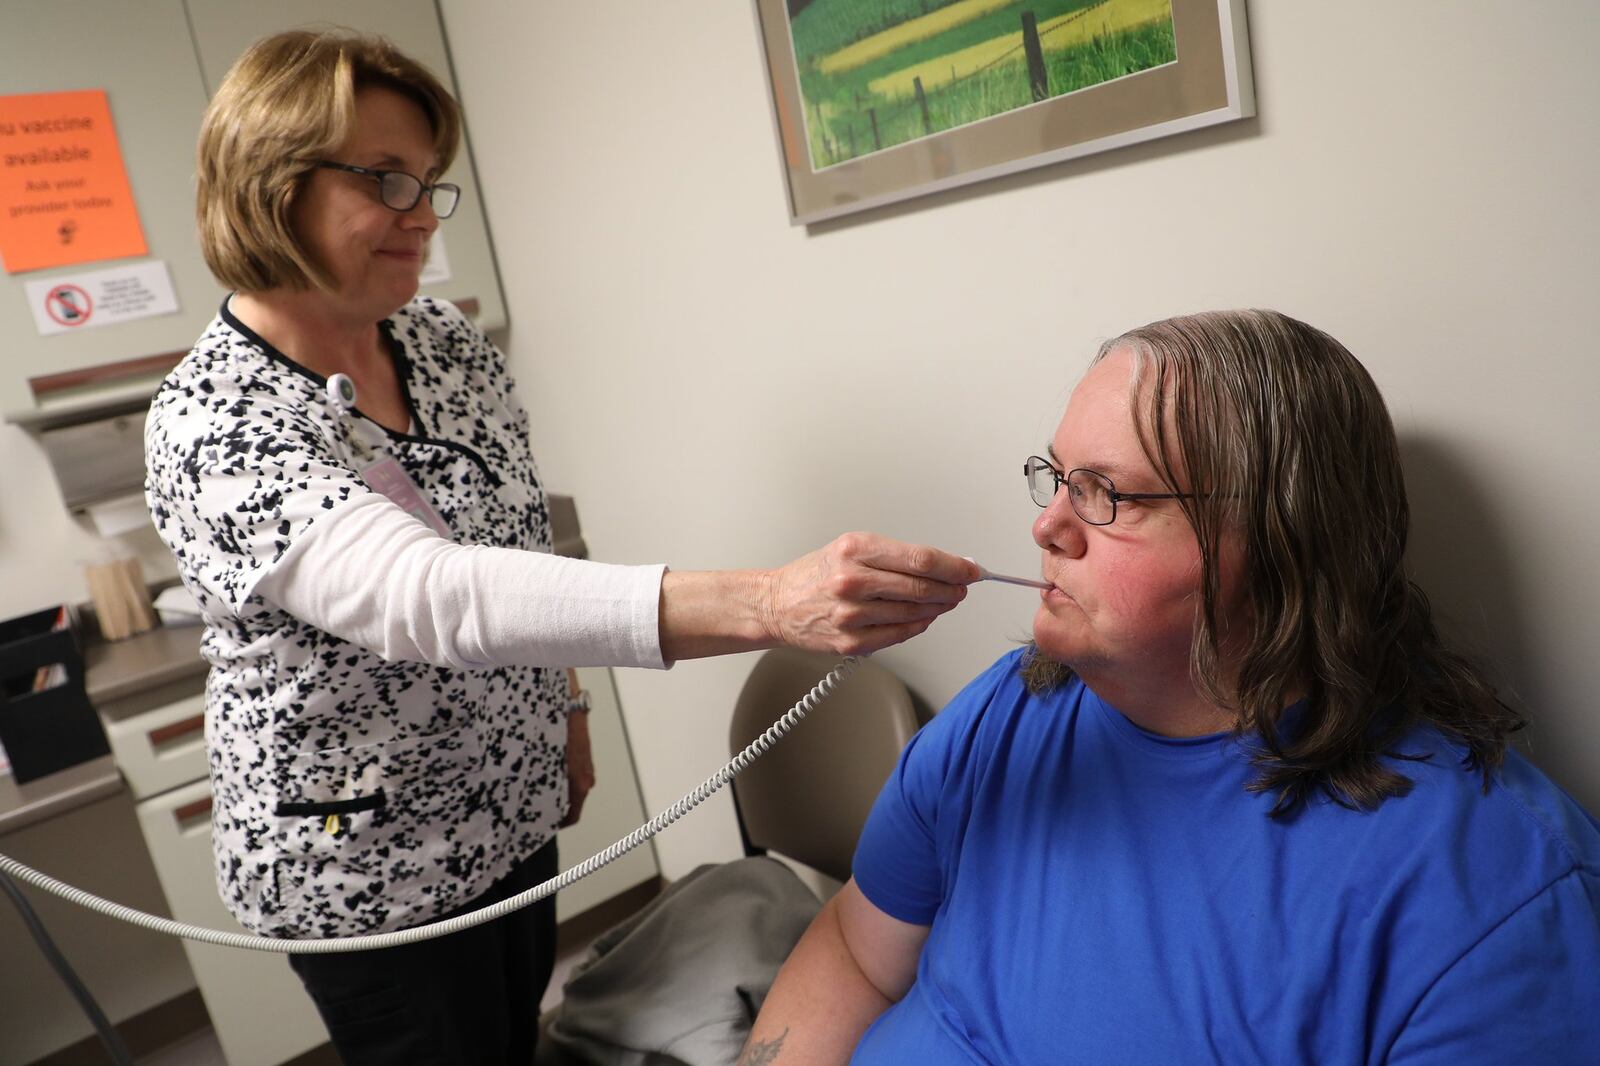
763, 533, 978, 655
657, 534, 978, 661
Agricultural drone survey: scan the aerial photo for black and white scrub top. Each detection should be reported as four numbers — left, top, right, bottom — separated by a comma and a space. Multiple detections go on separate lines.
145, 295, 651, 939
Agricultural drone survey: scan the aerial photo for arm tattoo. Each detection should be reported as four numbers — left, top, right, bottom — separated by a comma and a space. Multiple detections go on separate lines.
738, 1026, 790, 1065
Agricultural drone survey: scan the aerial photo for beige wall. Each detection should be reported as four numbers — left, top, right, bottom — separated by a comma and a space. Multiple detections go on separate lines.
0, 0, 1593, 897
436, 0, 1600, 877
0, 4, 1592, 1051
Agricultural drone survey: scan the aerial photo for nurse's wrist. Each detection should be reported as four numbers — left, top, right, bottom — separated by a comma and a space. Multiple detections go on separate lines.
658, 569, 778, 661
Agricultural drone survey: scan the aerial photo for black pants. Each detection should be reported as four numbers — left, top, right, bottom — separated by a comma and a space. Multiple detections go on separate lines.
289, 840, 560, 1066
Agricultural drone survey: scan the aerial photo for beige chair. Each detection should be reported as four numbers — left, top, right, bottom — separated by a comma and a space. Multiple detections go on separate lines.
536, 650, 919, 1065
728, 648, 920, 883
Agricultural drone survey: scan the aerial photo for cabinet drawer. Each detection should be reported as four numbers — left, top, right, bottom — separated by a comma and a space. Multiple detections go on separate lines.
104, 691, 207, 799
135, 778, 330, 1066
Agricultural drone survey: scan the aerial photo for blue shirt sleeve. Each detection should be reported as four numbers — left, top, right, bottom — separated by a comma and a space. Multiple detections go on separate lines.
851, 650, 1026, 926
1385, 868, 1600, 1063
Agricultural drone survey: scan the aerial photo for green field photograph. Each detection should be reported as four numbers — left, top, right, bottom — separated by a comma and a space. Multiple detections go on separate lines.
785, 0, 1177, 170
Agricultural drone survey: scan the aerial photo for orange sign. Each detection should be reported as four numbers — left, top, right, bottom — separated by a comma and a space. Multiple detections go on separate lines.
0, 89, 147, 273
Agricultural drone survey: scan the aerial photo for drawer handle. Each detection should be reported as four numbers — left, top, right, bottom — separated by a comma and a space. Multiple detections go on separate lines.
148, 714, 205, 748
173, 795, 212, 831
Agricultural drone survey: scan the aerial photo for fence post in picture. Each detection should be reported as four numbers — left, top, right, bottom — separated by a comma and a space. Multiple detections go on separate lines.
811, 100, 830, 165
1021, 11, 1050, 102
868, 106, 882, 151
846, 122, 856, 157
913, 76, 932, 135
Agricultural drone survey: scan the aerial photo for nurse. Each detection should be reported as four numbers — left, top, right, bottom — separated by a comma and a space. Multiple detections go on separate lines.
143, 29, 976, 1066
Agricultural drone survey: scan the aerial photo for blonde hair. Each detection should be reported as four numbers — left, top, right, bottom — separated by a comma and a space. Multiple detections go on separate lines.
196, 29, 461, 293
1025, 310, 1523, 815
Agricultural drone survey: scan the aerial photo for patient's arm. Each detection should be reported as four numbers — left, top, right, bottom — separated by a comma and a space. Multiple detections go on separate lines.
740, 878, 930, 1065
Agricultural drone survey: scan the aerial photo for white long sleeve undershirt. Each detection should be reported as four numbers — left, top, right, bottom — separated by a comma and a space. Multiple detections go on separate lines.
254, 492, 668, 671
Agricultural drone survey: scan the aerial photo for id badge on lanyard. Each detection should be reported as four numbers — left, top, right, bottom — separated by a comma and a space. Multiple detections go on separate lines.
358, 455, 452, 538
327, 373, 453, 539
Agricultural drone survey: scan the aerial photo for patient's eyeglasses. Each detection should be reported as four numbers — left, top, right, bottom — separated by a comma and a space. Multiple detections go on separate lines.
1023, 456, 1197, 526
316, 161, 461, 219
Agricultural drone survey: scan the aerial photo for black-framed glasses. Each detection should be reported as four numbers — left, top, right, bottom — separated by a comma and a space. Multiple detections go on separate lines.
315, 161, 461, 219
1023, 456, 1197, 526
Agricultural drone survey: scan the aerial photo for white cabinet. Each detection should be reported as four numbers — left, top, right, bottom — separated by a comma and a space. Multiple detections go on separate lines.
135, 777, 331, 1066
101, 689, 206, 800
103, 679, 329, 1066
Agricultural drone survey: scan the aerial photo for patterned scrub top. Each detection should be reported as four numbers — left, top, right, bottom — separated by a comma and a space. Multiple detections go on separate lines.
145, 295, 569, 939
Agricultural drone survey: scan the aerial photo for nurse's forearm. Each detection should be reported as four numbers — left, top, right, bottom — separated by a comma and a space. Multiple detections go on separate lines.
259, 500, 972, 668
657, 569, 779, 661
742, 894, 895, 1065
661, 532, 975, 661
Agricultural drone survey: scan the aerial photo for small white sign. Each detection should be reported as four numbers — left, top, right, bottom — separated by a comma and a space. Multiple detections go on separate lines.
419, 232, 452, 286
25, 260, 180, 336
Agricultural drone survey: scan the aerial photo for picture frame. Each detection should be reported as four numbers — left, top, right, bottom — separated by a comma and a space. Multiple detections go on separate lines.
752, 0, 1254, 225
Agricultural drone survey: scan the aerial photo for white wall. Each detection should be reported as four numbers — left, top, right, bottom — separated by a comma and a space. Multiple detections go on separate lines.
0, 427, 177, 612
438, 0, 1600, 878
0, 1, 1592, 890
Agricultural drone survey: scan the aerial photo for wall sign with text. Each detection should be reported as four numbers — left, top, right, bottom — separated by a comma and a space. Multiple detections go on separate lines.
0, 89, 148, 273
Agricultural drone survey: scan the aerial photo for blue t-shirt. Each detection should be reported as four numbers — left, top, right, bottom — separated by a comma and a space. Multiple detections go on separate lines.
852, 649, 1600, 1064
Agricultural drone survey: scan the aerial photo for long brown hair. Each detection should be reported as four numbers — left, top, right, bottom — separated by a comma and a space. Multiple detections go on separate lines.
1025, 310, 1523, 815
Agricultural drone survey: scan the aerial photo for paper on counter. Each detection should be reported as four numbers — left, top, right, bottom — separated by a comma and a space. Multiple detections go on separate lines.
84, 492, 154, 538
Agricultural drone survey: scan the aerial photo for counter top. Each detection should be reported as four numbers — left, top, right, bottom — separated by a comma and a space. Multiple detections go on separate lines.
0, 754, 122, 837
84, 621, 206, 709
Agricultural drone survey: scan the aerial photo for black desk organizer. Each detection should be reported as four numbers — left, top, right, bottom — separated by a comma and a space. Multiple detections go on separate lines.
0, 606, 110, 784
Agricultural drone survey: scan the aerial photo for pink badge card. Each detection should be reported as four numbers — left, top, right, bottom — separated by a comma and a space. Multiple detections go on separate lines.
359, 456, 453, 539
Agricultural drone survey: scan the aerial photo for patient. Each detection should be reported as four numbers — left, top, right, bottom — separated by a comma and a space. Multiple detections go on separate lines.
742, 310, 1600, 1064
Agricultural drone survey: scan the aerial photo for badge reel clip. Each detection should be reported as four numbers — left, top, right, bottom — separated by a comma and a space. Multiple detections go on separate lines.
326, 373, 453, 539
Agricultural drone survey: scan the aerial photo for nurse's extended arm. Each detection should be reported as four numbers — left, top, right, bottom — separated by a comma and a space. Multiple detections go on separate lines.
658, 532, 973, 661
255, 493, 975, 670
741, 879, 929, 1065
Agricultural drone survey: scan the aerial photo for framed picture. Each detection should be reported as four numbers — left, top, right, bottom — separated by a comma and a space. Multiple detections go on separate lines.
753, 0, 1254, 225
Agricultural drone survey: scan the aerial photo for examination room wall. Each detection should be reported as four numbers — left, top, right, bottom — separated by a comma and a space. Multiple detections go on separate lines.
0, 0, 1592, 893
438, 0, 1599, 879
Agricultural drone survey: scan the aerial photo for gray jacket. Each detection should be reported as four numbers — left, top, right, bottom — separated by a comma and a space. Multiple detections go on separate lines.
547, 857, 823, 1065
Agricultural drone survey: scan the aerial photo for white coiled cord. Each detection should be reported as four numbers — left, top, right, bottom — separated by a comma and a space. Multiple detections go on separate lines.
0, 657, 860, 954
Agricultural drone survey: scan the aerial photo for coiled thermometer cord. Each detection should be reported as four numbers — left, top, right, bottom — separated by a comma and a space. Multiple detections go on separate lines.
0, 657, 861, 955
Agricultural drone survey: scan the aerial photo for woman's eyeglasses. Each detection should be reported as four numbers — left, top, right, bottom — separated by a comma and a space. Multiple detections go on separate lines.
1023, 456, 1197, 526
316, 161, 461, 219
